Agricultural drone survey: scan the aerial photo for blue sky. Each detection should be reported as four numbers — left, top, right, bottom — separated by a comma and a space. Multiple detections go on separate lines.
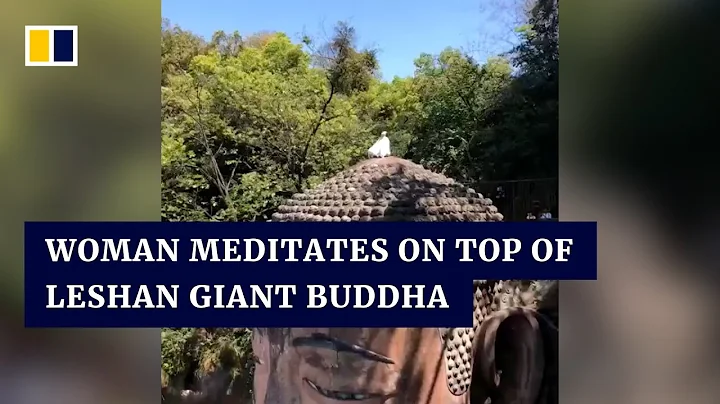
162, 0, 520, 79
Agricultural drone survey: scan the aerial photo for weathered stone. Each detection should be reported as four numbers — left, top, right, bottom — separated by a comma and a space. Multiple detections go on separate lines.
256, 157, 557, 404
271, 157, 503, 223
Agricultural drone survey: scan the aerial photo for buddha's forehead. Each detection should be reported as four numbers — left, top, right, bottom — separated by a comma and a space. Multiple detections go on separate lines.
256, 328, 430, 353
258, 327, 435, 358
289, 327, 389, 344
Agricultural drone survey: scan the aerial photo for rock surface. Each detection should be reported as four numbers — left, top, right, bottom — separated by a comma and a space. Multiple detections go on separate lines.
271, 157, 503, 222
263, 157, 557, 403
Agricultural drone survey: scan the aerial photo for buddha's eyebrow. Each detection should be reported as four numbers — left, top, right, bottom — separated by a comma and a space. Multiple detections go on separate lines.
292, 333, 394, 364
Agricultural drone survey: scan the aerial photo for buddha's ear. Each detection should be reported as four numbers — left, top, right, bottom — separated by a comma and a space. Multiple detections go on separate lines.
471, 308, 553, 404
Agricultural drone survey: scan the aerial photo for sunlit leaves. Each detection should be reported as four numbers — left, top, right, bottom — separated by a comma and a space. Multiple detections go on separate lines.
161, 23, 381, 222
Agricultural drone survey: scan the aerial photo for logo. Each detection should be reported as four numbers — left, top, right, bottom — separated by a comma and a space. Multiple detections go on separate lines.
25, 25, 78, 67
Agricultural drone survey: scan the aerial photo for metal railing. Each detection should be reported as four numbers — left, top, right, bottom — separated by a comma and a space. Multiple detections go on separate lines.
468, 178, 558, 222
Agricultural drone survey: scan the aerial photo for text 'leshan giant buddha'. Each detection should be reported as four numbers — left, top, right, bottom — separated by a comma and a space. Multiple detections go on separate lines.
42, 237, 573, 310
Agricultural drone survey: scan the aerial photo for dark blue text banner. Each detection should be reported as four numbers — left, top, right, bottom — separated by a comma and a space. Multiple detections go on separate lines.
24, 221, 597, 327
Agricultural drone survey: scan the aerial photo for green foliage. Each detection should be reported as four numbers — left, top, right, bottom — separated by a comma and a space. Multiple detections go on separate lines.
161, 328, 199, 387
405, 0, 558, 181
161, 328, 254, 398
161, 25, 384, 221
407, 50, 516, 179
161, 1, 558, 393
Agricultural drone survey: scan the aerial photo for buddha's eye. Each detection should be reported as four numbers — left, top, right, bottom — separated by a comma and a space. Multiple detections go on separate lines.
304, 378, 382, 401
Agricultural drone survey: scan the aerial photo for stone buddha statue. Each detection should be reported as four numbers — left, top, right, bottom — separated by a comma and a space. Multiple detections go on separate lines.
255, 137, 558, 404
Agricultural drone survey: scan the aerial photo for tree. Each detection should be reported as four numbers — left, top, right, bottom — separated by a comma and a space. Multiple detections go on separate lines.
405, 50, 513, 181
160, 6, 559, 395
404, 0, 558, 182
161, 19, 207, 85
161, 22, 382, 222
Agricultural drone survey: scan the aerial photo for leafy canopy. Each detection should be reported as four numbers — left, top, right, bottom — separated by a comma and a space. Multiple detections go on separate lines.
160, 0, 558, 392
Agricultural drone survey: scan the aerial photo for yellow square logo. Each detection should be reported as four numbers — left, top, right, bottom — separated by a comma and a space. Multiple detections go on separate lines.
25, 25, 78, 67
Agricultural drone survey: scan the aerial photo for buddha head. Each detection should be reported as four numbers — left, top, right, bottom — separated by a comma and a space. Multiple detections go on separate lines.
256, 157, 557, 404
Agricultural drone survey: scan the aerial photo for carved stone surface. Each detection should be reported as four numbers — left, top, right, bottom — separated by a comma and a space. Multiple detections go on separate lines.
271, 157, 504, 222
441, 280, 552, 396
256, 157, 557, 404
